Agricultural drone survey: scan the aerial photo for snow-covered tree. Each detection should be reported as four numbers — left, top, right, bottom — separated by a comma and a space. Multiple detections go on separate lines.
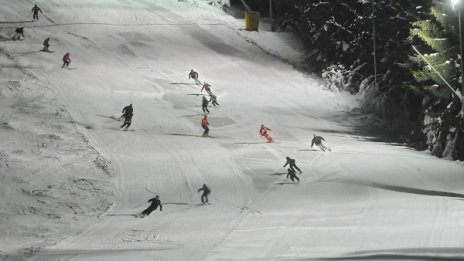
410, 0, 464, 160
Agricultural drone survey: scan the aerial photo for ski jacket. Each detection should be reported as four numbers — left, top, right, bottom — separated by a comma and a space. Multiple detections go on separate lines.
311, 136, 325, 147
287, 169, 296, 178
43, 38, 49, 46
201, 83, 211, 93
198, 185, 210, 194
63, 53, 71, 62
32, 6, 42, 13
260, 126, 270, 136
16, 27, 24, 34
123, 113, 133, 121
209, 95, 217, 103
202, 96, 209, 106
189, 71, 198, 79
122, 105, 133, 116
283, 158, 295, 167
147, 197, 162, 211
201, 117, 209, 127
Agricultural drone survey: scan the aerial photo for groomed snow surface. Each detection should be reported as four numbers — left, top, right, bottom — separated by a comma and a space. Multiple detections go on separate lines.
1, 0, 464, 260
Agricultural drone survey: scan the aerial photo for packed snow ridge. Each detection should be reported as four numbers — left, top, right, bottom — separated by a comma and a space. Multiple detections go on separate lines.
1, 0, 464, 260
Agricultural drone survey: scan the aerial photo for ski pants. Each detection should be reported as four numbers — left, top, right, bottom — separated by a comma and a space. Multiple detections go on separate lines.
211, 101, 219, 106
62, 61, 70, 68
202, 105, 209, 113
289, 175, 300, 183
289, 164, 301, 173
141, 206, 158, 216
202, 125, 209, 137
317, 144, 330, 152
14, 32, 23, 40
33, 12, 39, 20
201, 193, 209, 203
121, 116, 132, 128
262, 133, 273, 143
193, 77, 201, 85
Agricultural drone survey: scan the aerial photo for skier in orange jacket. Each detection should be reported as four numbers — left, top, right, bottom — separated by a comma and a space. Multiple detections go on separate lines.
259, 124, 273, 143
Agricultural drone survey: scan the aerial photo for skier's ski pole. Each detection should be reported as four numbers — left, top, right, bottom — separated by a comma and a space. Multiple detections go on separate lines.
144, 183, 157, 194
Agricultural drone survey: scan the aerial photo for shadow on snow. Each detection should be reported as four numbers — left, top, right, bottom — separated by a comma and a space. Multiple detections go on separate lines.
336, 179, 464, 199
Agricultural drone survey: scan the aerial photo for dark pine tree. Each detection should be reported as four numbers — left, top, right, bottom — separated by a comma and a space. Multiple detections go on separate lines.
410, 0, 464, 159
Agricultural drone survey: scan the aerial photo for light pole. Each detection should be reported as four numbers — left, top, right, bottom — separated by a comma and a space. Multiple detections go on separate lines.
269, 0, 273, 20
453, 0, 464, 94
371, 0, 378, 90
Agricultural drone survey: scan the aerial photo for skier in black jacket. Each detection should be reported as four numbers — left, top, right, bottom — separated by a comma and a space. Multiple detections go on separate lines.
287, 168, 299, 183
42, 37, 50, 51
201, 96, 210, 113
32, 4, 42, 21
189, 69, 201, 85
283, 156, 302, 174
197, 184, 211, 204
13, 27, 24, 40
311, 134, 331, 152
140, 195, 162, 217
120, 104, 133, 128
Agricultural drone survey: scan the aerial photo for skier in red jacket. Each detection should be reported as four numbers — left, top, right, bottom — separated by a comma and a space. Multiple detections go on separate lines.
259, 124, 273, 143
201, 115, 209, 137
62, 52, 71, 68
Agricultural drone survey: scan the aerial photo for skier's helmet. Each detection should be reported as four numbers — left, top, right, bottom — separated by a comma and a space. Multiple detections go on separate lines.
286, 156, 290, 160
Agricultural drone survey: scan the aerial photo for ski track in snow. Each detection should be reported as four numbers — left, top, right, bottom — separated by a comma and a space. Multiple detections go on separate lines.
1, 0, 464, 260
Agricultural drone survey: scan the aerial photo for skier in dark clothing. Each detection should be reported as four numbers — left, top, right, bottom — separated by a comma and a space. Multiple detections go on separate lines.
121, 104, 133, 118
121, 114, 133, 129
140, 195, 162, 217
32, 4, 43, 21
311, 134, 331, 152
201, 96, 210, 113
189, 69, 201, 85
197, 184, 211, 204
287, 168, 300, 183
283, 156, 302, 174
42, 38, 50, 51
13, 27, 24, 40
120, 104, 133, 129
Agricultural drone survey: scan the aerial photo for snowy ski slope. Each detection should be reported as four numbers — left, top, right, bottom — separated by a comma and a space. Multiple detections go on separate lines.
1, 0, 464, 260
